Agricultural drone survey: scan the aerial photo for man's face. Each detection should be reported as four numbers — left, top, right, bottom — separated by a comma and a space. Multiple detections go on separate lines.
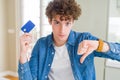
50, 15, 74, 43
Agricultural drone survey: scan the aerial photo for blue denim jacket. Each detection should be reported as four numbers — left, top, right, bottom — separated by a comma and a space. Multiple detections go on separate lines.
18, 30, 120, 80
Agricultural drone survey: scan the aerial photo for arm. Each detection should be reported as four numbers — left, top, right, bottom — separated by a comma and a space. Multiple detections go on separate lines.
78, 40, 120, 63
18, 33, 39, 80
77, 33, 120, 63
94, 42, 120, 61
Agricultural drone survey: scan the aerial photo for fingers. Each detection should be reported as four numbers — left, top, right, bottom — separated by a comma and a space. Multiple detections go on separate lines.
20, 33, 33, 53
20, 33, 32, 44
80, 47, 93, 63
78, 46, 88, 55
77, 40, 88, 55
77, 40, 95, 63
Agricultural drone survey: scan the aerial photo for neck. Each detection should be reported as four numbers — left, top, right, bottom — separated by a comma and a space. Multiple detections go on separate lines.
53, 33, 68, 46
54, 39, 66, 47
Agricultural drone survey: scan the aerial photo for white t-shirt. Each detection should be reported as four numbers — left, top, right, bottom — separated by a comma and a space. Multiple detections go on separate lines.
48, 44, 74, 80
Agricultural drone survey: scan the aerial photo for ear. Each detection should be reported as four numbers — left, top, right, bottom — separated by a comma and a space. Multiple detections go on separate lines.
48, 18, 52, 25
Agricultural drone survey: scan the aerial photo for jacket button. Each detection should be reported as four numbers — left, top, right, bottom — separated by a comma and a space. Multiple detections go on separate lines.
45, 76, 47, 78
48, 64, 51, 66
52, 52, 54, 55
21, 67, 23, 70
113, 49, 116, 52
71, 64, 73, 66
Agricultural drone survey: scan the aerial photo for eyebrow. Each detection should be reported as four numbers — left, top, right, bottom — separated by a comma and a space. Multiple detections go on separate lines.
52, 19, 71, 23
52, 19, 59, 22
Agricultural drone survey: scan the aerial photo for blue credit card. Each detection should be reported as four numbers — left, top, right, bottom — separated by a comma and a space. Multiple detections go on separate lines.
21, 20, 35, 33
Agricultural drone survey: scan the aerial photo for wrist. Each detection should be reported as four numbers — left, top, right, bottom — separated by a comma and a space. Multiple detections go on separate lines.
96, 39, 104, 52
20, 50, 27, 54
96, 39, 110, 52
102, 42, 110, 52
19, 53, 28, 64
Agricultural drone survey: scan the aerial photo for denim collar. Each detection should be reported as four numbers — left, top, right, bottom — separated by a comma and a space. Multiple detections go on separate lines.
67, 30, 76, 46
47, 30, 75, 47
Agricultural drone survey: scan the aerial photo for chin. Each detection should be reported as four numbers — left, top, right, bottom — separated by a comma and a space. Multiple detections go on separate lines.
59, 37, 67, 42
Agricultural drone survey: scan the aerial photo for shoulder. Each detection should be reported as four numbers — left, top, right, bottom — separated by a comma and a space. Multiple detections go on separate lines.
71, 30, 98, 40
36, 36, 48, 43
36, 34, 53, 45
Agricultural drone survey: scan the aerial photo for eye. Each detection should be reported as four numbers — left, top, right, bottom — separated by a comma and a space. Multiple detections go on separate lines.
66, 22, 71, 26
54, 21, 59, 24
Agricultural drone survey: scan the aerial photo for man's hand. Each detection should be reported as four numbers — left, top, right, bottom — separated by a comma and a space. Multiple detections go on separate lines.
77, 40, 99, 63
20, 33, 32, 64
77, 40, 109, 63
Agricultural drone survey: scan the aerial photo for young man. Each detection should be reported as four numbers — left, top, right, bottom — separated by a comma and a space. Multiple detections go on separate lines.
18, 0, 120, 80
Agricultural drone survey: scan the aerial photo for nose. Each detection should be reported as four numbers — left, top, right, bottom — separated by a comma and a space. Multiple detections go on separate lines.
59, 25, 65, 33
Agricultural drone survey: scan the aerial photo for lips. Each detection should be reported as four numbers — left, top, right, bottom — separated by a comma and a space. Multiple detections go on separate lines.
59, 34, 65, 37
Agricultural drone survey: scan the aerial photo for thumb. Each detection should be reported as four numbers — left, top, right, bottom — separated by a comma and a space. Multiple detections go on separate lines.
80, 47, 93, 63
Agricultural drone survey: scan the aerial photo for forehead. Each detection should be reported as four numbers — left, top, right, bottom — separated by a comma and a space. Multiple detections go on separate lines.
52, 15, 73, 21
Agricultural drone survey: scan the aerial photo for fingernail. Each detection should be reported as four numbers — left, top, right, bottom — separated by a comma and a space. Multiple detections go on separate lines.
77, 53, 82, 55
80, 60, 83, 64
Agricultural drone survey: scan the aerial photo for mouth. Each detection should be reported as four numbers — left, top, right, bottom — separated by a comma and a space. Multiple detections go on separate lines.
59, 34, 65, 37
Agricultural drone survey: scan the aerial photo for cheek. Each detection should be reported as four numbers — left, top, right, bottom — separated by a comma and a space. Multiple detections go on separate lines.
52, 26, 59, 34
66, 26, 72, 32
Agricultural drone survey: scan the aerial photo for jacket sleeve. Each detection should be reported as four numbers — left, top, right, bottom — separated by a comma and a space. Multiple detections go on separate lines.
18, 39, 40, 80
83, 32, 120, 61
94, 42, 120, 61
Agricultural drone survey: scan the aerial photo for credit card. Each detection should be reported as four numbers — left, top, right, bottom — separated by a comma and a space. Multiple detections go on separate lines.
21, 20, 35, 33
